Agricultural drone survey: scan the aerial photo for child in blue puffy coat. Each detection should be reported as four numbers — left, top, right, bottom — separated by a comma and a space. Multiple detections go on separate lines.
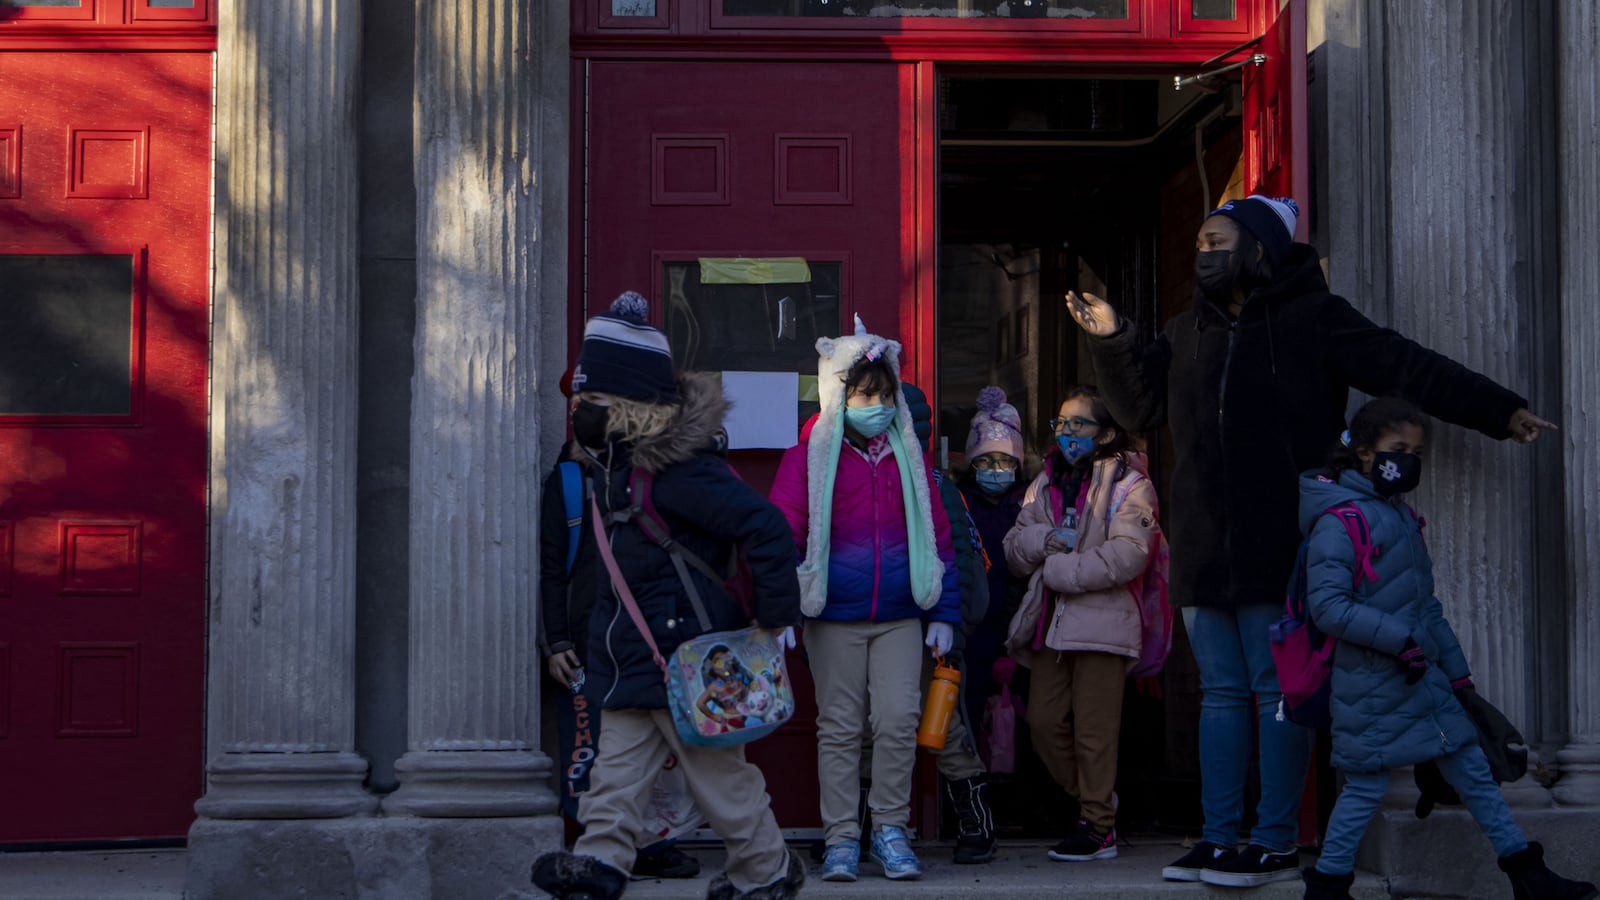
1297, 397, 1595, 900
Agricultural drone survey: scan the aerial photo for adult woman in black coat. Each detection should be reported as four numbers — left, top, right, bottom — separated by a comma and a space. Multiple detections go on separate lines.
1064, 195, 1554, 888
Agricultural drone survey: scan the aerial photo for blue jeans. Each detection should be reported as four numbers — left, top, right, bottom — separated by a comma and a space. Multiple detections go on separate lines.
1184, 604, 1315, 853
1316, 745, 1527, 874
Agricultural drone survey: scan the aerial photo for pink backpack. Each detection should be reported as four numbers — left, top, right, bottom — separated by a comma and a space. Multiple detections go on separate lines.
1270, 501, 1379, 728
981, 657, 1025, 774
1109, 474, 1172, 678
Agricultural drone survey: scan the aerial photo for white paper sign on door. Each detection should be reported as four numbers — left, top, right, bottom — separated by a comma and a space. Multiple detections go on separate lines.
721, 371, 800, 450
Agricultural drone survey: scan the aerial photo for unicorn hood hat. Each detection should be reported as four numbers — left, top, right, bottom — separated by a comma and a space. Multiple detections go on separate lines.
797, 314, 944, 617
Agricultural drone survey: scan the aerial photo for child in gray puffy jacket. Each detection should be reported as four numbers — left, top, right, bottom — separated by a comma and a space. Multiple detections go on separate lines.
1298, 397, 1594, 900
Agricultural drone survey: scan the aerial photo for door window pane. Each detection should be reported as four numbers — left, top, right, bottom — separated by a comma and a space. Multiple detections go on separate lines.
0, 0, 82, 6
722, 0, 1126, 19
662, 259, 841, 432
0, 255, 134, 417
612, 0, 657, 14
1191, 0, 1235, 19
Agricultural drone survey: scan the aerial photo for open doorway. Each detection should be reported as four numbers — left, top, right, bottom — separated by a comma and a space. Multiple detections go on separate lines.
934, 68, 1245, 840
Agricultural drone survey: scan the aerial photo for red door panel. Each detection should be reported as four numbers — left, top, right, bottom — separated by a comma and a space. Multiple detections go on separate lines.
0, 51, 211, 843
1242, 0, 1307, 240
584, 60, 917, 829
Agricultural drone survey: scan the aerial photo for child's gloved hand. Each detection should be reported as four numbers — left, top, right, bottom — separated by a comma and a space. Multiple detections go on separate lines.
925, 622, 954, 659
1399, 637, 1428, 685
767, 626, 797, 652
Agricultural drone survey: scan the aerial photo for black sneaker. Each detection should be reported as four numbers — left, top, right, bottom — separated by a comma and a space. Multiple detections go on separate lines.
1047, 819, 1118, 861
1162, 841, 1238, 882
631, 845, 701, 880
1199, 844, 1301, 887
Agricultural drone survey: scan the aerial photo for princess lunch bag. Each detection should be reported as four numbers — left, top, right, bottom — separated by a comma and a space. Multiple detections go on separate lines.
590, 494, 794, 748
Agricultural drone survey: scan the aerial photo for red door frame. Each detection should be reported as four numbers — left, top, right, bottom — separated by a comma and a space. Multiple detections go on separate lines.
570, 0, 1303, 839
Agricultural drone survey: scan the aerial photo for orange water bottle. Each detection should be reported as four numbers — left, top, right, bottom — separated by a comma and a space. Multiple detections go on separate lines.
917, 658, 962, 751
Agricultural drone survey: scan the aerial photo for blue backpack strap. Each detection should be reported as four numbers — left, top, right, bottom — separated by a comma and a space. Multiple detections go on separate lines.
559, 461, 583, 576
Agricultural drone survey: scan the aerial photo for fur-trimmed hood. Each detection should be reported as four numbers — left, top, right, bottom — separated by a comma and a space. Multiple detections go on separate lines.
570, 372, 729, 473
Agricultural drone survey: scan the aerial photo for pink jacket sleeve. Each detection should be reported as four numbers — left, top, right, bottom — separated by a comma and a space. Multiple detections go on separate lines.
767, 443, 811, 557
1004, 474, 1055, 577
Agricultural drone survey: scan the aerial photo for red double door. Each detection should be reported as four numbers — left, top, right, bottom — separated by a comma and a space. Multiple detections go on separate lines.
0, 51, 211, 842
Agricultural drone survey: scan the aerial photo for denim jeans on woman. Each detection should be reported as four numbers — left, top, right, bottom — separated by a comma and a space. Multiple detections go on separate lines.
1183, 604, 1315, 853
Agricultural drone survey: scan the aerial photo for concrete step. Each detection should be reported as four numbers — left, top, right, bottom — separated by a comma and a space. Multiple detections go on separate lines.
615, 839, 1392, 900
0, 848, 186, 900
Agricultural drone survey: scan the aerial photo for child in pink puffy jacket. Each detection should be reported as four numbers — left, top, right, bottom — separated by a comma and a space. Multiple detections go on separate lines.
1004, 385, 1160, 865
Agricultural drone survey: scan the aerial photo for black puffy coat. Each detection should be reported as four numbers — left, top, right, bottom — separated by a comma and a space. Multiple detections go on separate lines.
583, 374, 802, 710
1088, 245, 1526, 609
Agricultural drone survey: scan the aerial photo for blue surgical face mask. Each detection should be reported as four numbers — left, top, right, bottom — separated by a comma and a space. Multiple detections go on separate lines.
844, 404, 896, 439
1057, 434, 1096, 465
975, 468, 1016, 494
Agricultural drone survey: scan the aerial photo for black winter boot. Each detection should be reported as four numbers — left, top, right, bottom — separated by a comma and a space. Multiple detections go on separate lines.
532, 851, 629, 900
1301, 866, 1355, 900
705, 850, 807, 900
1497, 843, 1599, 900
948, 776, 998, 864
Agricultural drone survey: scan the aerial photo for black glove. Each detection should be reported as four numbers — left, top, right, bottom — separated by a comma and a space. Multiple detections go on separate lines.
1399, 637, 1428, 685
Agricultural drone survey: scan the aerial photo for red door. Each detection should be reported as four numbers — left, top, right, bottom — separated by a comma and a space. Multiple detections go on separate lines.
0, 51, 211, 842
583, 60, 918, 828
1242, 0, 1308, 239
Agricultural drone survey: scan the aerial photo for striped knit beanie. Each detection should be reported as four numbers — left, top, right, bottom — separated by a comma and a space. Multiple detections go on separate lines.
1208, 195, 1300, 269
572, 291, 677, 403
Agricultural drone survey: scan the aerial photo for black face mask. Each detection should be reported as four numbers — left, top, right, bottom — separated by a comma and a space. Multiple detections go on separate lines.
571, 399, 612, 449
1195, 249, 1235, 303
1369, 451, 1423, 497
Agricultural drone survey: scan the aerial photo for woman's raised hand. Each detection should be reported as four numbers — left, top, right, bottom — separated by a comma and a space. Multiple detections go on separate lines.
1065, 291, 1121, 338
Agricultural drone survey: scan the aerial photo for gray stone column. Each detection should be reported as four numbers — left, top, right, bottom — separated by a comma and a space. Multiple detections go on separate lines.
194, 0, 374, 821
1552, 0, 1600, 809
1382, 0, 1553, 808
381, 0, 558, 819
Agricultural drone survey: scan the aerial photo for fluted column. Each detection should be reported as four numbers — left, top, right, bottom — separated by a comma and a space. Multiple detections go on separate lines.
382, 0, 555, 817
195, 0, 374, 819
1552, 0, 1600, 808
1383, 0, 1552, 807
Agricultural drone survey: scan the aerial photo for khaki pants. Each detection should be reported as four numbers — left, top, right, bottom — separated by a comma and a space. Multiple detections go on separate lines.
807, 617, 923, 845
1027, 649, 1126, 831
575, 708, 788, 892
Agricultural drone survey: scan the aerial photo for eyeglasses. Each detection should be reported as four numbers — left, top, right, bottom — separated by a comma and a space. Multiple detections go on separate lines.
1050, 416, 1101, 435
970, 457, 1019, 472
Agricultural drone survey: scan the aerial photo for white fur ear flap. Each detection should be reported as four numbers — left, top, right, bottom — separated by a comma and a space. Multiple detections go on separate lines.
816, 336, 835, 358
853, 314, 868, 336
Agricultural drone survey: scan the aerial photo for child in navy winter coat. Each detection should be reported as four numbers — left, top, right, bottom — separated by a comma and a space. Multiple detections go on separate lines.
1298, 397, 1595, 900
533, 294, 805, 900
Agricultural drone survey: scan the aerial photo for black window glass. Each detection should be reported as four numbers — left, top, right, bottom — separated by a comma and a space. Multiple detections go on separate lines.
0, 254, 135, 416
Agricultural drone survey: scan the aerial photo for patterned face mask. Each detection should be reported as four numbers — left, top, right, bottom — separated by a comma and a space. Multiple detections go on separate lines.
1057, 434, 1096, 465
1369, 451, 1422, 497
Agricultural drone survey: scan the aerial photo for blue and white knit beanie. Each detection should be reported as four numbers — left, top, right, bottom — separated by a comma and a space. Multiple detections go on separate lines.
1208, 194, 1300, 269
572, 291, 677, 403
